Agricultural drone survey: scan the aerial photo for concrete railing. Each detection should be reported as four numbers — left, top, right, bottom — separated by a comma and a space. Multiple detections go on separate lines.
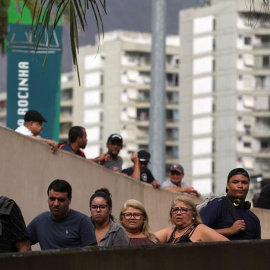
0, 126, 269, 241
0, 240, 269, 270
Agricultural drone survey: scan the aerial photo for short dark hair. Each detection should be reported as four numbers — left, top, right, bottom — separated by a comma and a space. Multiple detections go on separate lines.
47, 179, 72, 198
69, 126, 85, 143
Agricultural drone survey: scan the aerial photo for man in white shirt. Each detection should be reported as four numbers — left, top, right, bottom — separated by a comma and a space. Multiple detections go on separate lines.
15, 110, 58, 153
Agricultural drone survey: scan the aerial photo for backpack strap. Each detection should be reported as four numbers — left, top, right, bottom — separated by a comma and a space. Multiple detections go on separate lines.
222, 197, 241, 221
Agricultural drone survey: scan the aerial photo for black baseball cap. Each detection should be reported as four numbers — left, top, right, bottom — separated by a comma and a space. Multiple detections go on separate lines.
138, 150, 151, 162
107, 133, 123, 144
24, 110, 47, 122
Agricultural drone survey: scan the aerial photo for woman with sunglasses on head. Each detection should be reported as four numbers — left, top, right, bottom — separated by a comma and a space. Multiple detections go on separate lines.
119, 199, 160, 245
155, 196, 229, 243
89, 188, 129, 246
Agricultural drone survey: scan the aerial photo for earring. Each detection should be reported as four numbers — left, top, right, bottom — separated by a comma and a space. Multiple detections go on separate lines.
192, 217, 195, 220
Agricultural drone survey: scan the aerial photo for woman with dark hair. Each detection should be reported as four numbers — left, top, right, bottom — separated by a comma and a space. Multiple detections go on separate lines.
89, 188, 129, 246
155, 196, 229, 243
119, 199, 160, 245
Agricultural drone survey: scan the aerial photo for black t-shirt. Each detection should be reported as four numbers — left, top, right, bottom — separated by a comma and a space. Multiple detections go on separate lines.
0, 202, 29, 253
122, 167, 155, 184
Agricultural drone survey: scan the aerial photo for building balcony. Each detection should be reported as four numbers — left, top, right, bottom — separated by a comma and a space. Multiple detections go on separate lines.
253, 151, 270, 159
61, 100, 73, 107
251, 130, 270, 138
254, 42, 270, 49
60, 114, 73, 123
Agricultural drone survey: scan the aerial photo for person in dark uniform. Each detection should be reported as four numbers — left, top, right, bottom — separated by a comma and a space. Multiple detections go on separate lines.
0, 196, 31, 253
200, 168, 261, 240
122, 150, 160, 189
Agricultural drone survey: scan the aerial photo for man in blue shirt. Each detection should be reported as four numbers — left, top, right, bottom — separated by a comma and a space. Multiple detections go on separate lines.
27, 179, 96, 249
200, 168, 261, 240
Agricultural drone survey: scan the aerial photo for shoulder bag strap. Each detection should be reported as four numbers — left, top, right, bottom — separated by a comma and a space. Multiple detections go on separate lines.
222, 197, 241, 221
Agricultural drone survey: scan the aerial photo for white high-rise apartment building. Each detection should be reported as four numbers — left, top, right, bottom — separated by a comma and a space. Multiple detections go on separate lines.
61, 30, 180, 170
180, 0, 270, 196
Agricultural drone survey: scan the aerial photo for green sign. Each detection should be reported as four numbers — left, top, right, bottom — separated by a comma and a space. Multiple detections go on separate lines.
6, 0, 62, 140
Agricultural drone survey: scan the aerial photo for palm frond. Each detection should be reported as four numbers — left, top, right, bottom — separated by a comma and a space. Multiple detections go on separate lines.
24, 0, 107, 85
22, 0, 41, 20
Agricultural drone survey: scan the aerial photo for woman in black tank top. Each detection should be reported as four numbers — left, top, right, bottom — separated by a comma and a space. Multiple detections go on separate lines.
155, 196, 229, 243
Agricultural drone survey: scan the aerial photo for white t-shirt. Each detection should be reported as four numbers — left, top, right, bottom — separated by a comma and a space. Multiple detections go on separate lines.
15, 125, 41, 137
15, 125, 33, 136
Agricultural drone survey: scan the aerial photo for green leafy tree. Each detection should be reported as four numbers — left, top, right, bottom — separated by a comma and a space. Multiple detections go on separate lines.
0, 0, 106, 83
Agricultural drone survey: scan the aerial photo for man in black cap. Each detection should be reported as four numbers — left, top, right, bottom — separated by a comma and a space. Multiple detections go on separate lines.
162, 164, 201, 197
15, 110, 58, 153
90, 133, 123, 172
122, 150, 160, 189
200, 168, 261, 240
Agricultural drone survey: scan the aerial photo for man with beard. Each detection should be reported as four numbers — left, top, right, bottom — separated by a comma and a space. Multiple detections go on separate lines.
27, 179, 96, 249
91, 133, 123, 172
59, 126, 87, 157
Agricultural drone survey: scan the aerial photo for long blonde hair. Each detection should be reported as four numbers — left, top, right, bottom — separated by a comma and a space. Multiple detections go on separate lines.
169, 196, 202, 225
119, 199, 158, 243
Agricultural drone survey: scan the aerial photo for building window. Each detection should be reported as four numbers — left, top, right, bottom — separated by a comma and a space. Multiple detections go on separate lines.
263, 56, 270, 68
137, 109, 149, 121
61, 88, 73, 100
212, 161, 215, 173
166, 73, 179, 86
244, 37, 251, 45
60, 122, 72, 134
261, 141, 269, 149
244, 142, 251, 148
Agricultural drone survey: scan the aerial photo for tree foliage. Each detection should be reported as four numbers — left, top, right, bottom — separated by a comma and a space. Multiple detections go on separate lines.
0, 0, 106, 84
249, 0, 270, 17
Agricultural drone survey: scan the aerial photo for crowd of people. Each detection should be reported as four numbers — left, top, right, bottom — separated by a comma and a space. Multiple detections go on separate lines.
0, 166, 262, 253
0, 110, 264, 253
14, 110, 200, 194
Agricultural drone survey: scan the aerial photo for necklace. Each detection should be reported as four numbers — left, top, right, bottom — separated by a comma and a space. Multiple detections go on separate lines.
175, 224, 194, 237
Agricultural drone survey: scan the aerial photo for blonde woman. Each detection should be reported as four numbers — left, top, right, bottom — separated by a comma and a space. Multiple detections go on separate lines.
119, 199, 160, 245
155, 196, 229, 243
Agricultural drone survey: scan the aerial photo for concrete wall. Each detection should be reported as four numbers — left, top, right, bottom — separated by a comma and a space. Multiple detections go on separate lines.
0, 126, 269, 241
0, 240, 269, 270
